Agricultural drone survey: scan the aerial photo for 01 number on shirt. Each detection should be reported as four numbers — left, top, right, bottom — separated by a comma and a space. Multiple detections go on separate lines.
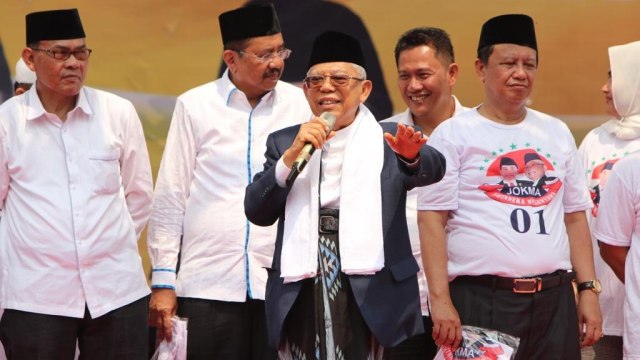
510, 208, 548, 235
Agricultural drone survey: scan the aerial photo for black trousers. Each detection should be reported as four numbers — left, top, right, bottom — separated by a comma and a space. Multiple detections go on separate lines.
383, 315, 438, 360
450, 277, 581, 360
176, 297, 276, 360
0, 296, 149, 360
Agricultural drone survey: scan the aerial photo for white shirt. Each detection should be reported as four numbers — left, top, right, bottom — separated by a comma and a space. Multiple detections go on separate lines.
0, 86, 153, 318
578, 125, 640, 336
274, 113, 355, 205
593, 151, 640, 359
380, 95, 467, 315
319, 120, 353, 208
417, 108, 592, 278
148, 71, 311, 301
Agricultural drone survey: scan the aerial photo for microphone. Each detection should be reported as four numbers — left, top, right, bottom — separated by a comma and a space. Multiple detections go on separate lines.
286, 112, 337, 186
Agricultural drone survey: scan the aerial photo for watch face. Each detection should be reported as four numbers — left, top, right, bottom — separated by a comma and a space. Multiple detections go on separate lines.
579, 280, 602, 294
593, 280, 602, 294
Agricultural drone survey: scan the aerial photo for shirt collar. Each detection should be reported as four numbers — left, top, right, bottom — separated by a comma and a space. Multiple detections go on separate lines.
400, 108, 415, 126
221, 69, 277, 109
25, 86, 93, 121
402, 95, 466, 127
452, 95, 465, 116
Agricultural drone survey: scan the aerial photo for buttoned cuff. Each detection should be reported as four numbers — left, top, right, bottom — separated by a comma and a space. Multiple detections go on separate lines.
151, 268, 177, 290
275, 157, 290, 188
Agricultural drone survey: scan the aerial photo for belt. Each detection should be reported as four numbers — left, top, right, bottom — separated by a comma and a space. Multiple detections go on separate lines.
319, 208, 339, 234
455, 270, 575, 294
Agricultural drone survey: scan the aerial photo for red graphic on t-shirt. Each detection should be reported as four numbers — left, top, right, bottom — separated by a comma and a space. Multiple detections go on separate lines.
588, 159, 619, 217
479, 149, 562, 207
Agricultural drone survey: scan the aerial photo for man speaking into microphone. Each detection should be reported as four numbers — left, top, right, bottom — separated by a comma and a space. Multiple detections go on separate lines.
245, 31, 445, 359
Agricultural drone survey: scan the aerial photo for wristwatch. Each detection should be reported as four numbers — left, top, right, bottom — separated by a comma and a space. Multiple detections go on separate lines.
577, 279, 602, 295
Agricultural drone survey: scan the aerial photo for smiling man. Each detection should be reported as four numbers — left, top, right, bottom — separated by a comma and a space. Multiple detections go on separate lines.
381, 27, 467, 359
418, 14, 602, 359
146, 4, 311, 359
244, 31, 445, 359
383, 27, 465, 135
0, 8, 153, 359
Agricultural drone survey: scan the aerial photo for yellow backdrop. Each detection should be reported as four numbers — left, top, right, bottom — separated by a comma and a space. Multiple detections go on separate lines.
3, 1, 640, 116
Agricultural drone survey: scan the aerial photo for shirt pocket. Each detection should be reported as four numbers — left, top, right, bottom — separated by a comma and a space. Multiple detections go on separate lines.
88, 150, 121, 195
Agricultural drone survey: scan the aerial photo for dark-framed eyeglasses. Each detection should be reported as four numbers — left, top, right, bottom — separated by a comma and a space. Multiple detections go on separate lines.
303, 75, 365, 88
32, 47, 92, 61
238, 48, 292, 63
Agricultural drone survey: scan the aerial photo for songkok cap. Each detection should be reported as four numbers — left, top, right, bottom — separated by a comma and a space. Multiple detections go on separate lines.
26, 9, 85, 46
308, 31, 366, 69
499, 156, 517, 167
477, 14, 537, 54
524, 152, 543, 165
15, 58, 36, 84
219, 4, 281, 44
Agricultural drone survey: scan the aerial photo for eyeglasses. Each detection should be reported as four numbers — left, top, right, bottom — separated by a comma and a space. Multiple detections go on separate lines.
32, 47, 92, 61
238, 48, 292, 63
303, 75, 365, 88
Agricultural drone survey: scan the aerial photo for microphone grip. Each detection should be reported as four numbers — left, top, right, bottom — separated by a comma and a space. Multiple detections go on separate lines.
293, 143, 316, 172
286, 112, 336, 187
285, 165, 300, 187
286, 144, 315, 186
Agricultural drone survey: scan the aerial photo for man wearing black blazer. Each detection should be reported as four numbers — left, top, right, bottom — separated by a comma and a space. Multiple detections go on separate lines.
244, 31, 445, 358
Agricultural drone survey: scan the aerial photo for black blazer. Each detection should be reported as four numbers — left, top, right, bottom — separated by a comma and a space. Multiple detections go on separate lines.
244, 122, 445, 347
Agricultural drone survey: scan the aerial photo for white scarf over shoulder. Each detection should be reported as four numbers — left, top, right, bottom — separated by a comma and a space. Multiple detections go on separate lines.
601, 41, 640, 140
280, 105, 385, 283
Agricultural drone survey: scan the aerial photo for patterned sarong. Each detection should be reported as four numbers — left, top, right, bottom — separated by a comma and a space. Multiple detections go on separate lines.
279, 229, 384, 360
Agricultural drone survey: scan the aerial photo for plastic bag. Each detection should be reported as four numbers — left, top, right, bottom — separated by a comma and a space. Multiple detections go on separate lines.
434, 325, 520, 360
150, 316, 188, 360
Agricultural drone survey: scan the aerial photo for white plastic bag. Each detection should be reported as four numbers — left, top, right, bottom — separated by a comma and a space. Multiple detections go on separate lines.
434, 325, 520, 360
150, 316, 188, 360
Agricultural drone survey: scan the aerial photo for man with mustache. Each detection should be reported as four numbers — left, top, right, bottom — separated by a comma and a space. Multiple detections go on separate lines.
0, 8, 153, 358
147, 4, 311, 359
245, 30, 445, 359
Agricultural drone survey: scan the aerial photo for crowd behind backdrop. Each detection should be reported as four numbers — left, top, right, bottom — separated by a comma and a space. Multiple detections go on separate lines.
1, 0, 640, 278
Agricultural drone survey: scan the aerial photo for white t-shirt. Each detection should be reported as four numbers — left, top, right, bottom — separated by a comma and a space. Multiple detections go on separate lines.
593, 151, 640, 359
380, 96, 467, 315
418, 108, 592, 278
578, 126, 640, 336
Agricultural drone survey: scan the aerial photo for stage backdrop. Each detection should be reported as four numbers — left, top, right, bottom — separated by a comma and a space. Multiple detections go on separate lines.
1, 0, 640, 279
